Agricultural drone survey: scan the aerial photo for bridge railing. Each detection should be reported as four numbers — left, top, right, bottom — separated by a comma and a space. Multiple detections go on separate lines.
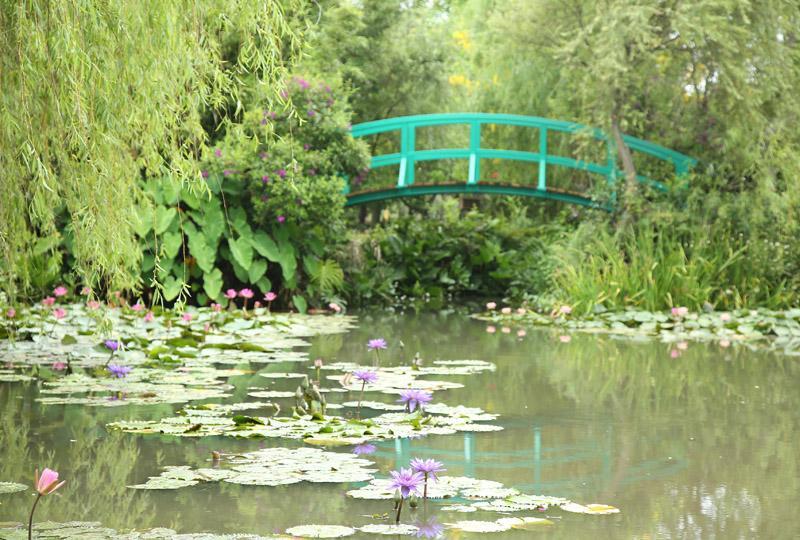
346, 113, 696, 208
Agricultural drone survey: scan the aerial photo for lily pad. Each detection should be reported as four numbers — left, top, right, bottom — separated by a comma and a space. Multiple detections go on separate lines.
0, 482, 27, 494
357, 524, 419, 535
284, 525, 355, 538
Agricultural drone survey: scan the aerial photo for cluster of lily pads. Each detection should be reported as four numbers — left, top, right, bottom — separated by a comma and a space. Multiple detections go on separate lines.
0, 298, 622, 538
476, 303, 800, 355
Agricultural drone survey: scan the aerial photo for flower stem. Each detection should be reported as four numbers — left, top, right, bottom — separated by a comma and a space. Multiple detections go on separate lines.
374, 349, 381, 367
395, 497, 404, 524
424, 473, 428, 499
28, 493, 42, 540
356, 380, 365, 419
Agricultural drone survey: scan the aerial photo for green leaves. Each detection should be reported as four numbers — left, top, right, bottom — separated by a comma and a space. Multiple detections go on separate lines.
228, 237, 253, 272
203, 268, 223, 300
154, 206, 177, 235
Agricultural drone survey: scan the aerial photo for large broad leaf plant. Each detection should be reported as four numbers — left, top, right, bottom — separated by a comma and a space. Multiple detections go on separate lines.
135, 75, 369, 311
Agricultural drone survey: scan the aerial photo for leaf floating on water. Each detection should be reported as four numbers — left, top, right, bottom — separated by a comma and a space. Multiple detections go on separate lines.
448, 520, 511, 533
496, 516, 555, 529
128, 447, 376, 490
357, 523, 419, 535
284, 525, 356, 538
560, 502, 620, 515
439, 504, 477, 513
0, 482, 27, 494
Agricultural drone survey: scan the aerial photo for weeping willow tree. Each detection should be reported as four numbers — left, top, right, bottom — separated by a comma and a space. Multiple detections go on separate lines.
0, 0, 302, 298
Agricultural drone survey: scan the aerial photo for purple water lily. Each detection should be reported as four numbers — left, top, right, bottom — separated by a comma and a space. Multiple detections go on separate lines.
107, 364, 132, 378
352, 370, 378, 420
367, 338, 387, 350
352, 443, 377, 455
104, 340, 119, 352
414, 517, 445, 539
410, 458, 446, 498
398, 389, 432, 413
353, 370, 379, 384
389, 468, 424, 523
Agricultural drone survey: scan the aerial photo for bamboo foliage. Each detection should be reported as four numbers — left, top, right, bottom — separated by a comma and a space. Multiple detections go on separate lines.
0, 0, 301, 297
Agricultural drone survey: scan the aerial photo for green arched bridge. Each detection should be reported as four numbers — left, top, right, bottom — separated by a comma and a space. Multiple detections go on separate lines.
344, 113, 697, 209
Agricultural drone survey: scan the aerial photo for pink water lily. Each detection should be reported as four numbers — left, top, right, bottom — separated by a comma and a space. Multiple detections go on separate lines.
501, 307, 512, 314
87, 300, 101, 310
264, 291, 277, 302
131, 303, 144, 312
6, 308, 15, 318
182, 312, 193, 322
53, 286, 68, 297
225, 289, 237, 299
29, 468, 66, 539
144, 311, 155, 322
35, 468, 64, 495
486, 302, 496, 310
238, 288, 254, 299
52, 308, 66, 319
42, 297, 55, 307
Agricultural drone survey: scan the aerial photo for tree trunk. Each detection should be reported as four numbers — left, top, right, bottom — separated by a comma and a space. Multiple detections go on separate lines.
610, 109, 639, 227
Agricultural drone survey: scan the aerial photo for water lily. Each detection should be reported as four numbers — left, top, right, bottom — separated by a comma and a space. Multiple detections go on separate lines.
239, 289, 254, 312
368, 338, 387, 365
87, 300, 101, 310
276, 215, 286, 223
29, 468, 65, 540
677, 341, 688, 350
107, 364, 132, 378
516, 307, 526, 315
501, 307, 512, 314
671, 306, 689, 318
53, 286, 68, 297
144, 311, 154, 323
314, 358, 323, 384
398, 389, 432, 413
670, 349, 681, 359
104, 340, 119, 352
720, 312, 731, 322
486, 325, 496, 334
353, 370, 378, 419
559, 305, 572, 315
6, 308, 15, 318
329, 302, 342, 313
80, 286, 91, 295
389, 468, 424, 523
486, 302, 497, 310
413, 517, 445, 539
42, 297, 55, 307
410, 458, 446, 498
52, 308, 66, 319
501, 327, 511, 334
517, 329, 527, 337
51, 361, 67, 371
225, 289, 237, 299
131, 302, 144, 312
352, 443, 377, 455
211, 302, 222, 312
559, 335, 571, 343
720, 339, 731, 348
264, 291, 277, 312
182, 312, 193, 322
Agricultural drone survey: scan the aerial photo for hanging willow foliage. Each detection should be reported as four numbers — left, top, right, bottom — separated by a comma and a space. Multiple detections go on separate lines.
0, 0, 302, 298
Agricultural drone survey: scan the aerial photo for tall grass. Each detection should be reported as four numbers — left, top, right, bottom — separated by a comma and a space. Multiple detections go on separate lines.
550, 222, 792, 313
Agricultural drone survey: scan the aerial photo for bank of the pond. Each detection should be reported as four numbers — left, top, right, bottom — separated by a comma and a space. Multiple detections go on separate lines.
474, 305, 800, 356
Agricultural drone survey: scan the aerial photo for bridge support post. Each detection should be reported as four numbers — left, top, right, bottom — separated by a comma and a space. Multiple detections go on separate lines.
538, 128, 547, 190
468, 122, 481, 184
398, 124, 415, 188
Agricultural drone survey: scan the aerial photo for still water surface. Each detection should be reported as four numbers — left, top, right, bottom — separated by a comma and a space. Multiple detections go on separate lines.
1, 311, 798, 538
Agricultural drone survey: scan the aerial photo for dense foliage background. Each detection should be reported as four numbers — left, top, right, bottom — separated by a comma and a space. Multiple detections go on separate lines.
2, 0, 799, 312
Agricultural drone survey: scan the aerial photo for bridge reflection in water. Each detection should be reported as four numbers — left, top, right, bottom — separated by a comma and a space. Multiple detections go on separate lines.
368, 423, 687, 495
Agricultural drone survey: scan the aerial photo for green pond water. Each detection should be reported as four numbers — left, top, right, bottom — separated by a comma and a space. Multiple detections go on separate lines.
1, 311, 798, 538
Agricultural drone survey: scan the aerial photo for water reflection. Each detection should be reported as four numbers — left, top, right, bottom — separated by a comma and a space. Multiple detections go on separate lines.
0, 311, 798, 538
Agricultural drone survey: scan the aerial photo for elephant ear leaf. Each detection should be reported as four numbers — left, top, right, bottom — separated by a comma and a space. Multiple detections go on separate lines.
162, 276, 183, 302
228, 237, 253, 272
248, 258, 268, 283
154, 206, 177, 235
203, 268, 223, 300
251, 232, 280, 261
292, 294, 307, 314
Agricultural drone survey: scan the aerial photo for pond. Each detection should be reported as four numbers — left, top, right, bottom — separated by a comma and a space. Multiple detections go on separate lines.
1, 310, 798, 538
